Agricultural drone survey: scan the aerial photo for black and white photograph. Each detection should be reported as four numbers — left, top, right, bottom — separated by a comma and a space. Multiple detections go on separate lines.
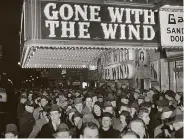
0, 0, 183, 138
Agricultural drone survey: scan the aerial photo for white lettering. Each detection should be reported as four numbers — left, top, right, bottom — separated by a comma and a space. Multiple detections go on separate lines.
101, 23, 118, 39
143, 9, 155, 24
44, 3, 58, 20
89, 6, 101, 22
108, 7, 124, 23
120, 24, 126, 39
45, 20, 59, 37
131, 9, 143, 24
78, 22, 90, 38
60, 4, 74, 20
61, 21, 75, 38
143, 25, 155, 40
74, 5, 88, 21
128, 25, 140, 40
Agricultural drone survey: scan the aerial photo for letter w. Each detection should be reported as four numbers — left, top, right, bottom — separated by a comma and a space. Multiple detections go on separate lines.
108, 7, 124, 23
101, 23, 118, 39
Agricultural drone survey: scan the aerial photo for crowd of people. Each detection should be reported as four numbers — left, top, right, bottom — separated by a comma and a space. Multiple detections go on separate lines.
1, 85, 183, 138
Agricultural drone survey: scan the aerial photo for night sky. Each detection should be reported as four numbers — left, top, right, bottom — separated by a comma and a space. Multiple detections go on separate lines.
0, 0, 23, 86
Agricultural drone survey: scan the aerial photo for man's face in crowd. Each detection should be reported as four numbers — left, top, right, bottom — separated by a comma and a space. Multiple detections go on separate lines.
138, 99, 144, 105
94, 105, 101, 116
120, 115, 126, 124
120, 106, 129, 113
68, 112, 75, 121
161, 111, 172, 120
134, 93, 139, 99
175, 94, 181, 101
28, 94, 33, 101
111, 100, 116, 108
121, 134, 139, 139
130, 121, 145, 138
104, 106, 113, 114
75, 103, 83, 113
55, 131, 71, 139
165, 95, 173, 101
86, 98, 93, 108
157, 106, 163, 112
20, 98, 27, 104
102, 117, 112, 128
130, 107, 136, 116
121, 98, 129, 104
40, 98, 48, 107
50, 111, 61, 123
172, 122, 183, 131
80, 127, 99, 139
142, 112, 150, 125
98, 97, 103, 102
25, 105, 34, 113
74, 117, 81, 126
5, 133, 18, 139
92, 96, 98, 104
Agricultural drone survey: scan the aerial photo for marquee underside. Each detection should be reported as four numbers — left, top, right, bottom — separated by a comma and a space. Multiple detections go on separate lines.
20, 40, 158, 69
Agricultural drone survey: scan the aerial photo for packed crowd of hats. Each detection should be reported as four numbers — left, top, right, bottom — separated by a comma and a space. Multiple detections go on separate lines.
2, 86, 183, 138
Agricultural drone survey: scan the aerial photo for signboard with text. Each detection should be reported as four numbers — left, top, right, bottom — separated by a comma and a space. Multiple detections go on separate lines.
159, 6, 183, 47
41, 2, 158, 42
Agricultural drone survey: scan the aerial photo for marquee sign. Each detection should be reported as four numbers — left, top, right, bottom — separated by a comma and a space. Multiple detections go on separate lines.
41, 2, 158, 42
159, 6, 183, 47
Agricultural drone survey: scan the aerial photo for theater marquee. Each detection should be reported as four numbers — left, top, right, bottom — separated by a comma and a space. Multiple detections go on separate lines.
41, 2, 157, 42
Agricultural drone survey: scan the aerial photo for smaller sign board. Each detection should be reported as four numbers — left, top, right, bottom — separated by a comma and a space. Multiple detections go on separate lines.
159, 6, 183, 47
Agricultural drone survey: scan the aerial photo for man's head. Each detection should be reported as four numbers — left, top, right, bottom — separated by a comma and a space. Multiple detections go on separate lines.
165, 90, 175, 101
101, 112, 112, 129
129, 118, 146, 138
25, 101, 34, 113
103, 101, 114, 114
49, 104, 61, 123
53, 123, 71, 139
80, 122, 99, 139
40, 95, 49, 107
120, 131, 139, 139
137, 108, 150, 125
3, 124, 18, 139
74, 98, 83, 113
85, 97, 93, 108
121, 95, 129, 104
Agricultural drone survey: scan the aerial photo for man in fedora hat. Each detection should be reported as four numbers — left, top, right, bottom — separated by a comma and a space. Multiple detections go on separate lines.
19, 100, 35, 138
2, 124, 18, 139
39, 104, 62, 138
53, 123, 71, 139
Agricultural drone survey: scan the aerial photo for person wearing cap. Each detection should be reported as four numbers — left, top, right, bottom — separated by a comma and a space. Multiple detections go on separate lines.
17, 95, 27, 122
130, 102, 139, 118
2, 124, 18, 139
120, 130, 139, 139
128, 118, 147, 139
80, 122, 99, 139
120, 94, 129, 105
82, 95, 93, 115
97, 93, 103, 103
154, 106, 174, 138
168, 114, 183, 138
119, 103, 130, 114
92, 101, 103, 124
28, 106, 50, 138
33, 95, 49, 120
71, 112, 83, 138
53, 123, 71, 139
137, 95, 144, 106
119, 111, 131, 132
39, 104, 62, 138
74, 98, 83, 114
19, 101, 35, 138
99, 112, 120, 138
